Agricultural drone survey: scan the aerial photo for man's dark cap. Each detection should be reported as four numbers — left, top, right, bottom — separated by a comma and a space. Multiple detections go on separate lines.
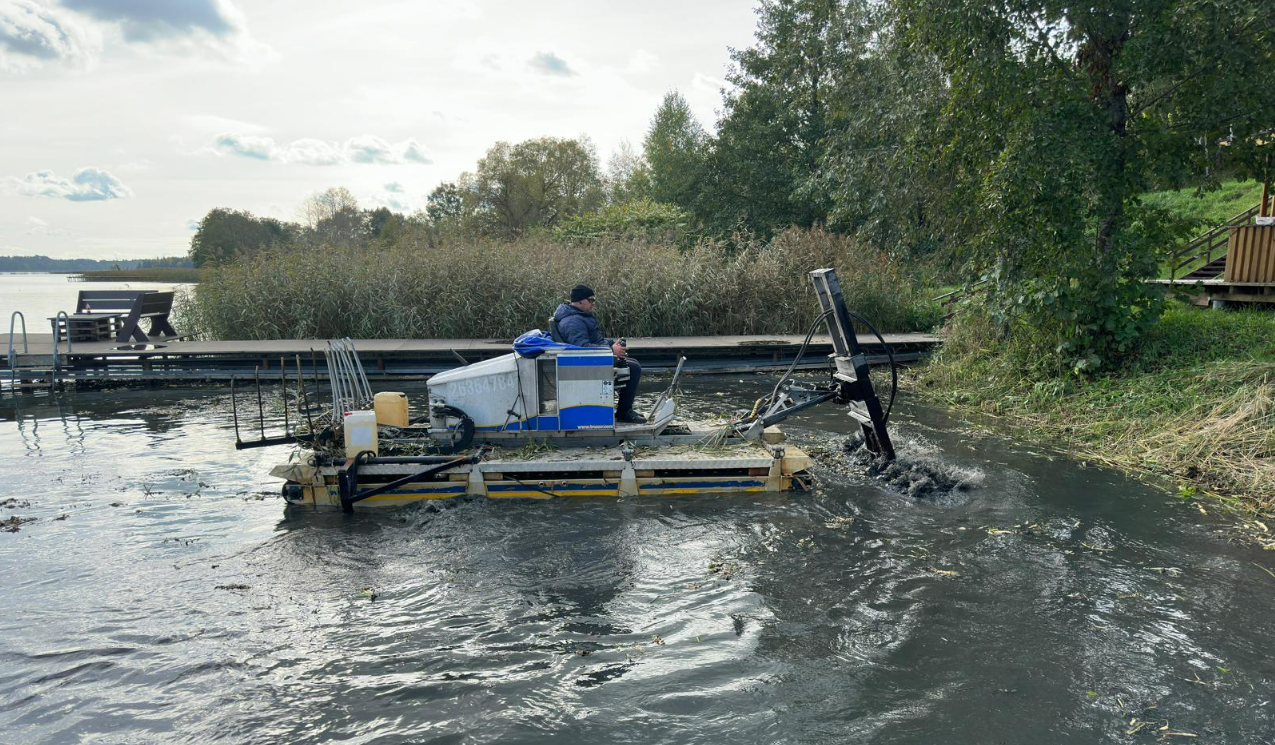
570, 285, 595, 302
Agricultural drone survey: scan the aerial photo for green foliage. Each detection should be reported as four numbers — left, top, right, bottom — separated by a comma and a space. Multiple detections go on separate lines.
701, 0, 847, 236
188, 208, 295, 267
553, 199, 693, 244
462, 137, 604, 237
425, 181, 464, 224
298, 187, 359, 228
603, 141, 650, 205
184, 227, 935, 341
892, 0, 1275, 373
642, 91, 709, 211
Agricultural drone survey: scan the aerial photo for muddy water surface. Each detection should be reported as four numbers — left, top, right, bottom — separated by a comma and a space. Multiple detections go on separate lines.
1, 378, 1272, 744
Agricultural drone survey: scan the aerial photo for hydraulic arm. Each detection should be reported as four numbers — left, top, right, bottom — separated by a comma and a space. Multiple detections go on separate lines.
735, 268, 896, 460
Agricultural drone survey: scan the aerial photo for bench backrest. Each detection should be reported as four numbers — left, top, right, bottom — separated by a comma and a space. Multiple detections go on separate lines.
138, 291, 173, 316
75, 290, 147, 313
75, 290, 172, 315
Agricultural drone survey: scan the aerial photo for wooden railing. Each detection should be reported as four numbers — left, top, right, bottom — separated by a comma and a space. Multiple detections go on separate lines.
932, 278, 989, 320
1168, 205, 1260, 281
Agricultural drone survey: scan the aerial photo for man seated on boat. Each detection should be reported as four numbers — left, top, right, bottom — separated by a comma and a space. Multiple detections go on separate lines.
553, 284, 645, 424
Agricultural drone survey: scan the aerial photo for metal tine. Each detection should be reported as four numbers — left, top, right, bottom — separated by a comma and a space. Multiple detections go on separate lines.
280, 356, 289, 436
230, 375, 241, 444
254, 365, 265, 441
344, 338, 373, 404
329, 343, 344, 414
310, 349, 320, 413
297, 355, 315, 435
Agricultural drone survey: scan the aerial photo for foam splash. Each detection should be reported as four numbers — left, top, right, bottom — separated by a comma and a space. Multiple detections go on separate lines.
831, 430, 985, 499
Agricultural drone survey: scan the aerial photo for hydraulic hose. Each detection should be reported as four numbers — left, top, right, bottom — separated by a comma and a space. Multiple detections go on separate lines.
844, 310, 898, 425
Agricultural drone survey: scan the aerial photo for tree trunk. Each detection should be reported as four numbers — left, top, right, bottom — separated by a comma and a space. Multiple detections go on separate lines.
1081, 12, 1132, 270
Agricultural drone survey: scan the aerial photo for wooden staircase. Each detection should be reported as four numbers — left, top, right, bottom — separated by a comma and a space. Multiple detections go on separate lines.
1180, 255, 1228, 280
1168, 204, 1260, 281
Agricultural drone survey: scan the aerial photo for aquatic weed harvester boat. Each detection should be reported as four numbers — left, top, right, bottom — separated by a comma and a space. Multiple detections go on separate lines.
240, 269, 897, 511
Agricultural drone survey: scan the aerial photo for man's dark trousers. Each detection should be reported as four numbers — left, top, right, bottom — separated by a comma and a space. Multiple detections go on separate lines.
617, 358, 642, 416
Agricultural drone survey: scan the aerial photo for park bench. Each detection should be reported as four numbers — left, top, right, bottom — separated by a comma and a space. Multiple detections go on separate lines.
50, 290, 178, 344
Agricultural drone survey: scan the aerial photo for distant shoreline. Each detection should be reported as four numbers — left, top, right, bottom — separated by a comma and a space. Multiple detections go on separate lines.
0, 269, 202, 282
72, 268, 203, 283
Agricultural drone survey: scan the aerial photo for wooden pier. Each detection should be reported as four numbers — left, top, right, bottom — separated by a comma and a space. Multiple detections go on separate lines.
2, 332, 941, 389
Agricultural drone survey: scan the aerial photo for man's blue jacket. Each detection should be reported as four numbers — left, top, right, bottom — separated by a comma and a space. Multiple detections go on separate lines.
552, 302, 611, 348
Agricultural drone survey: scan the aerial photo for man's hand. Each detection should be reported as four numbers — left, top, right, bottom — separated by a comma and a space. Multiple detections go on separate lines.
611, 341, 627, 359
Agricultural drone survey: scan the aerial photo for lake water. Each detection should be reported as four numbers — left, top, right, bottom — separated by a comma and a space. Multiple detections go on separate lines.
1, 377, 1272, 744
1, 273, 188, 339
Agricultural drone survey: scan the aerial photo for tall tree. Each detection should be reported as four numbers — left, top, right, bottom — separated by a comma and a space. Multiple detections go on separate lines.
642, 91, 709, 212
704, 0, 848, 236
818, 10, 950, 258
468, 137, 604, 236
425, 181, 465, 224
188, 208, 295, 266
604, 140, 650, 204
298, 187, 359, 229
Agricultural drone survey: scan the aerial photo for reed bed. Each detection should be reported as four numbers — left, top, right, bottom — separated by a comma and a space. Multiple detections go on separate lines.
180, 228, 936, 340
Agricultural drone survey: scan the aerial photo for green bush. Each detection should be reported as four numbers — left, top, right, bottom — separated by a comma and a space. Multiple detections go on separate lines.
553, 199, 694, 245
182, 228, 937, 340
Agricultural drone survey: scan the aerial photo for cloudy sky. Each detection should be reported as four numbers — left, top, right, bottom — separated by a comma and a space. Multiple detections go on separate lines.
0, 0, 762, 259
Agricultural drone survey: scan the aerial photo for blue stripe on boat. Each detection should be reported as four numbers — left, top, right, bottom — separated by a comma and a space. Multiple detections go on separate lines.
556, 355, 613, 367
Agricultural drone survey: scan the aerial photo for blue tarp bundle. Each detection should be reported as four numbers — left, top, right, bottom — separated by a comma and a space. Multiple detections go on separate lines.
513, 329, 586, 358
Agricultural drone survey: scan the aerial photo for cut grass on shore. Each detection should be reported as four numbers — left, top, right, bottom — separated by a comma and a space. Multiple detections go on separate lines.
913, 301, 1275, 517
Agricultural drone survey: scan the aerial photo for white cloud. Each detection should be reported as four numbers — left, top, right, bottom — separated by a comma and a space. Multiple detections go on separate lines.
528, 51, 576, 77
0, 0, 270, 72
0, 0, 101, 72
384, 181, 404, 193
184, 113, 269, 135
27, 215, 69, 235
692, 71, 728, 94
370, 193, 412, 213
400, 140, 432, 164
61, 0, 272, 64
626, 50, 659, 74
61, 0, 241, 42
212, 133, 433, 166
4, 167, 133, 201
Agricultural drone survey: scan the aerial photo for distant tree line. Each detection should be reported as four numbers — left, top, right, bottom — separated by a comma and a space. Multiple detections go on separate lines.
0, 255, 193, 272
188, 187, 411, 266
190, 0, 1274, 372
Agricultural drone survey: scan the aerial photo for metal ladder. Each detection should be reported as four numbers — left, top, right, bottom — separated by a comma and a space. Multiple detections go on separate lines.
4, 311, 55, 392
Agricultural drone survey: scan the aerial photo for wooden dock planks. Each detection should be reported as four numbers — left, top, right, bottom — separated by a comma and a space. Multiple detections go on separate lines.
3, 333, 942, 385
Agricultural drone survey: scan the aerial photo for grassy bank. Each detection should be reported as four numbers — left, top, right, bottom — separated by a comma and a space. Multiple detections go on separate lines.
76, 267, 203, 283
182, 229, 938, 340
914, 301, 1275, 523
1142, 179, 1264, 228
